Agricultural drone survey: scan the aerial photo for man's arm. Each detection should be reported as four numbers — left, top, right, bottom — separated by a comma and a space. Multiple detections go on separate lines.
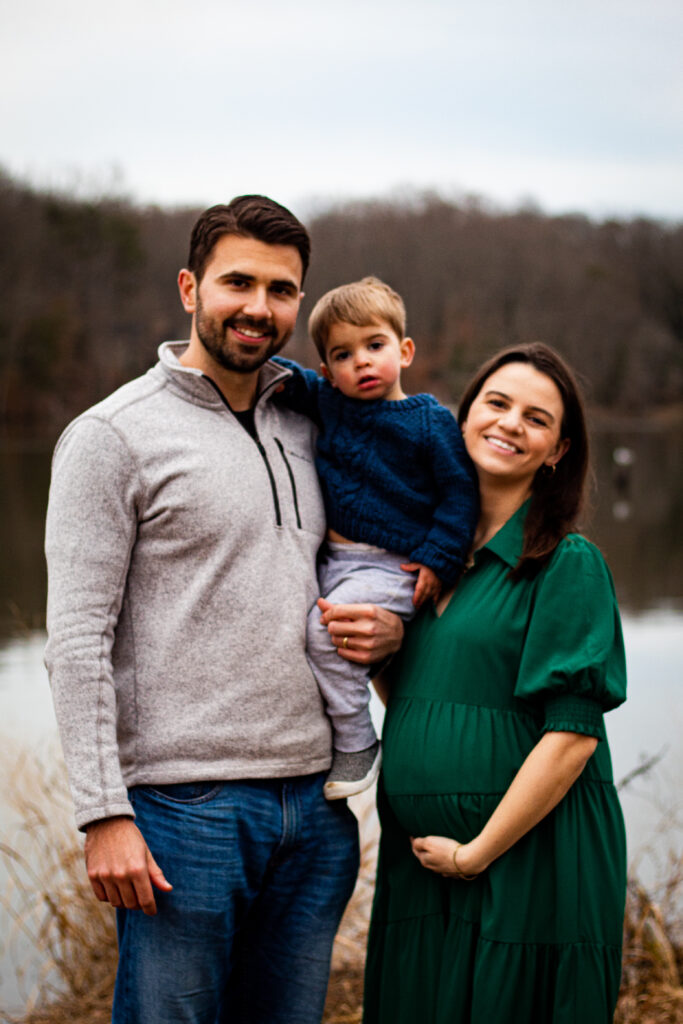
46, 417, 168, 911
45, 417, 136, 826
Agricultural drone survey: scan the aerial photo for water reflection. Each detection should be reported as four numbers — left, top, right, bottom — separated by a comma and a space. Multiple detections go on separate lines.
588, 414, 683, 612
610, 445, 636, 522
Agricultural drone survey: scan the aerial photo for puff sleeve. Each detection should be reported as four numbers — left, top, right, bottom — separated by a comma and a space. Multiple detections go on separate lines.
514, 535, 626, 739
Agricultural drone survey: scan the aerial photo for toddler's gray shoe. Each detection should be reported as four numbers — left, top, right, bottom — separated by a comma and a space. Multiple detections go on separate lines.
323, 740, 381, 800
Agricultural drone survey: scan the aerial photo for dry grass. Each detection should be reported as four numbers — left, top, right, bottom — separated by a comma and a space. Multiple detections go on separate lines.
0, 752, 377, 1024
0, 744, 117, 1023
1, 753, 682, 1024
615, 866, 683, 1023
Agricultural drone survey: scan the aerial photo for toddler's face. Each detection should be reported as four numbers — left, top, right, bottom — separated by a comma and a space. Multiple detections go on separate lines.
321, 319, 414, 401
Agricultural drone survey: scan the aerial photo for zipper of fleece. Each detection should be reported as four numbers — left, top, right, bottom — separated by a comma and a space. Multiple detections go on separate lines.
274, 438, 302, 529
202, 375, 282, 527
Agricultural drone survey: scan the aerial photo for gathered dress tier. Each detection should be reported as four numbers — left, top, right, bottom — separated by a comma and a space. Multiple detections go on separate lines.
364, 503, 627, 1024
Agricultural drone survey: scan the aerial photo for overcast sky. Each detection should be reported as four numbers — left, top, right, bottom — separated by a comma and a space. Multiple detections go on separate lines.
3, 0, 682, 220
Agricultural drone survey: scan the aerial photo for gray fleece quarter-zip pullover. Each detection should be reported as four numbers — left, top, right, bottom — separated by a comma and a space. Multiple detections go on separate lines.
45, 342, 331, 830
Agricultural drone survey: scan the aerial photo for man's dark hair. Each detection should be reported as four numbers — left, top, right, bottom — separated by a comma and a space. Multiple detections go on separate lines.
187, 195, 311, 284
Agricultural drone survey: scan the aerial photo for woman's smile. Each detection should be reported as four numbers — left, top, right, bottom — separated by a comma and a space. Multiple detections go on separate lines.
483, 434, 523, 455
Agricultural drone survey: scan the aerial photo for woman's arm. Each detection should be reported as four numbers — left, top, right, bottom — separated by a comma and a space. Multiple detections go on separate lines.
411, 730, 598, 877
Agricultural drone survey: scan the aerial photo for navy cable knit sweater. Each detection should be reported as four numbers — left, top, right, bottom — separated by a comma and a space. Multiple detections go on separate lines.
273, 358, 478, 585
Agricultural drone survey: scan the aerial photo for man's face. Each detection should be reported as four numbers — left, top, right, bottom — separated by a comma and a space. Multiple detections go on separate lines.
183, 234, 304, 375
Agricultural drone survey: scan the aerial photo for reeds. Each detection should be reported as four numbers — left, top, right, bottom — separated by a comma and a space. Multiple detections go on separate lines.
0, 749, 377, 1024
615, 853, 683, 1024
1, 752, 681, 1024
0, 743, 117, 1023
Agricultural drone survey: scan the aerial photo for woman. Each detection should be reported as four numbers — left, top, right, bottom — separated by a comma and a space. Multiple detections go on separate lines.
363, 344, 627, 1024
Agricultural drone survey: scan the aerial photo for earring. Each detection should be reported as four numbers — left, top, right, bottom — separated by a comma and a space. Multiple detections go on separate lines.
544, 462, 557, 475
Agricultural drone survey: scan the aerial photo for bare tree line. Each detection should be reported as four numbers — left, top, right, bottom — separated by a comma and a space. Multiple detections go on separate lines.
1, 172, 681, 438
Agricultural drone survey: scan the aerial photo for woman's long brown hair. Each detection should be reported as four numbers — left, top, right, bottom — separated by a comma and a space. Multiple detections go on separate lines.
458, 343, 590, 579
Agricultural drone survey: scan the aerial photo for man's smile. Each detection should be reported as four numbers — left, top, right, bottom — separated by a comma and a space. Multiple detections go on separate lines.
227, 318, 276, 345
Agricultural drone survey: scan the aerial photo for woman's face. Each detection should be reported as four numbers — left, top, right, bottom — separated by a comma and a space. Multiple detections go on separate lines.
461, 362, 569, 487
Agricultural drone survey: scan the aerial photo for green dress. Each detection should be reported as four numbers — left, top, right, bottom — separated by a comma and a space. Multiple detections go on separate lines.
364, 504, 627, 1024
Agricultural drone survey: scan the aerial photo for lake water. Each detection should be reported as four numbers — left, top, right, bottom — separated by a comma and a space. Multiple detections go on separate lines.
1, 415, 682, 1012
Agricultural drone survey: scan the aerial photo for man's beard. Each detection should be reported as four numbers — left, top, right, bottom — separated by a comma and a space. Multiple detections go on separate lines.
195, 297, 289, 374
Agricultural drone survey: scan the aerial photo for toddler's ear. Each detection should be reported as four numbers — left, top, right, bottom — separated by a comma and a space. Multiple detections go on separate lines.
400, 337, 416, 368
320, 363, 337, 387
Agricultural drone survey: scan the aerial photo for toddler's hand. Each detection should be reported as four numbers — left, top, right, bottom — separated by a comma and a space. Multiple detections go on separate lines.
401, 563, 442, 608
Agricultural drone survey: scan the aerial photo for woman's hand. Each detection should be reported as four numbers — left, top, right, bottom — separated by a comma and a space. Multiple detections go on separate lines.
317, 598, 404, 664
410, 835, 485, 879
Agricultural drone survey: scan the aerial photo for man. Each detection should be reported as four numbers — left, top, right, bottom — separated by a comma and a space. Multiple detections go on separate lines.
45, 196, 402, 1024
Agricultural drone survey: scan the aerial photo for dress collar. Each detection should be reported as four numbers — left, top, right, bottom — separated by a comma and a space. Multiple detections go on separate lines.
481, 499, 530, 569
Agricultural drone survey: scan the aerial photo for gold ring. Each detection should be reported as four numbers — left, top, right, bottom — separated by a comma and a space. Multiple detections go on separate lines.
342, 636, 349, 649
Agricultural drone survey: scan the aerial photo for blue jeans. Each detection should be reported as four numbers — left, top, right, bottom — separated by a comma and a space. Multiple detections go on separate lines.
112, 774, 360, 1024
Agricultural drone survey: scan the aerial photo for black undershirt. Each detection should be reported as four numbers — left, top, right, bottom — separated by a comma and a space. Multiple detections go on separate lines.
231, 406, 257, 439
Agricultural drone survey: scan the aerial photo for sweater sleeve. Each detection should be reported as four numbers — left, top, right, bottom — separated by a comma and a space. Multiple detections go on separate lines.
44, 416, 141, 829
408, 404, 478, 585
270, 356, 324, 424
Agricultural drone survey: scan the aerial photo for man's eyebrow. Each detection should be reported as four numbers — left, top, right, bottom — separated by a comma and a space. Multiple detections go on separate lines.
218, 270, 254, 282
218, 270, 299, 292
484, 389, 556, 422
270, 278, 300, 293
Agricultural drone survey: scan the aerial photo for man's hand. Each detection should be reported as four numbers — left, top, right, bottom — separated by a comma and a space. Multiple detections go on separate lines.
84, 816, 172, 916
317, 598, 404, 664
400, 563, 442, 607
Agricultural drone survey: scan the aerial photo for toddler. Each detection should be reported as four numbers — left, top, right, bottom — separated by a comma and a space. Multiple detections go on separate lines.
274, 277, 477, 799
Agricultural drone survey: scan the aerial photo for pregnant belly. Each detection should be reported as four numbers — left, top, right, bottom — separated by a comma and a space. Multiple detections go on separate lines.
384, 789, 500, 842
381, 695, 536, 838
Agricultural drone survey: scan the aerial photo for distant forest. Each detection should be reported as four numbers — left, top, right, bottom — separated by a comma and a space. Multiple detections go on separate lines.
2, 169, 682, 438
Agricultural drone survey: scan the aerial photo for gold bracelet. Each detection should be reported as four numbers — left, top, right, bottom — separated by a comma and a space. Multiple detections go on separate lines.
452, 842, 478, 880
